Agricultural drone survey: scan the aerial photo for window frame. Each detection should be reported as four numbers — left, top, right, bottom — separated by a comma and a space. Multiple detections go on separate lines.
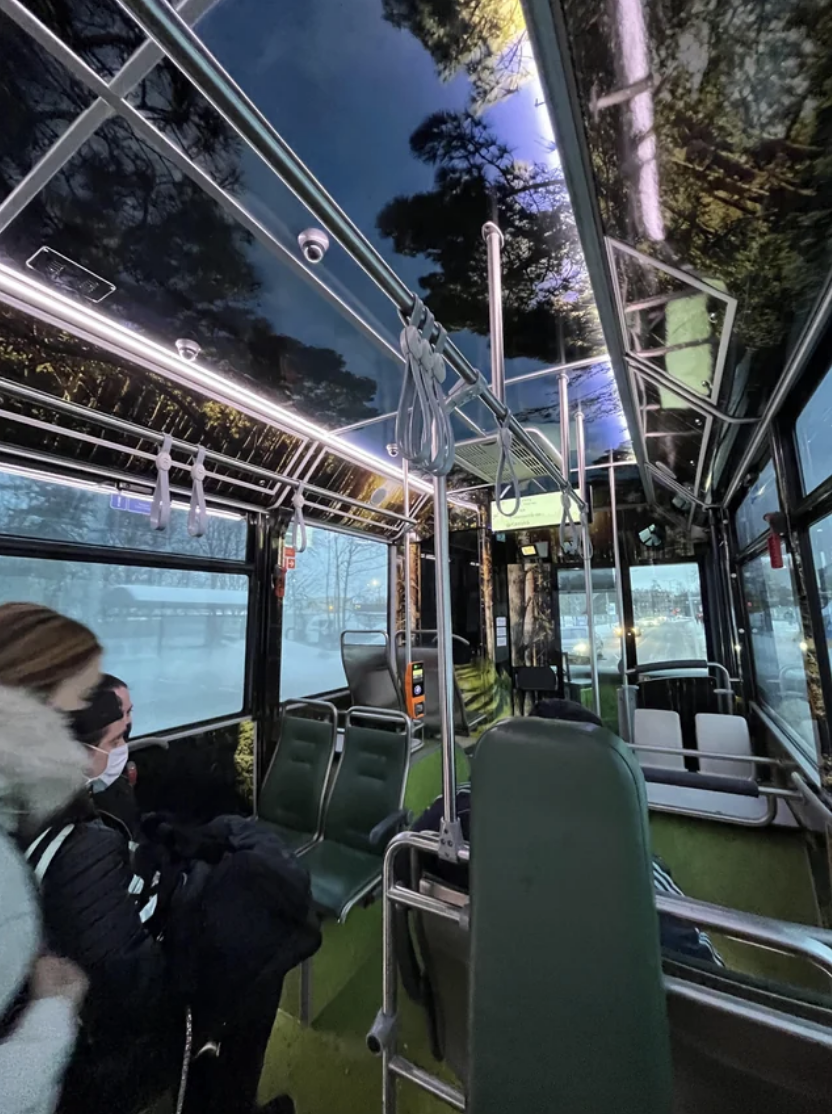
728, 321, 832, 780
0, 524, 257, 738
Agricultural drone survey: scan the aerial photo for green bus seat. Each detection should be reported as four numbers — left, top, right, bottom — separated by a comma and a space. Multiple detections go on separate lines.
467, 718, 672, 1114
257, 702, 337, 853
341, 631, 403, 712
300, 710, 410, 921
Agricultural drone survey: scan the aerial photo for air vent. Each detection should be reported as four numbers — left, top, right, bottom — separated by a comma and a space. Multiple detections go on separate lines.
454, 427, 564, 484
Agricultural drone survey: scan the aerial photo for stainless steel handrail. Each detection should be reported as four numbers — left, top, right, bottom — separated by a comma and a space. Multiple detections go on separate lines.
654, 892, 832, 978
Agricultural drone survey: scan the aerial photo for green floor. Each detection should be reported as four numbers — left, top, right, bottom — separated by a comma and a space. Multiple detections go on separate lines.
258, 749, 823, 1114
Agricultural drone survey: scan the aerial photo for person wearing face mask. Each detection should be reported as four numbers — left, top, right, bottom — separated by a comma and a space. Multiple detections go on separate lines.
72, 676, 138, 838
23, 674, 181, 1114
0, 602, 95, 1114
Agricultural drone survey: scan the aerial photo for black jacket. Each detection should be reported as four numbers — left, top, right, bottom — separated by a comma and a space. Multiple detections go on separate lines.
33, 793, 174, 1037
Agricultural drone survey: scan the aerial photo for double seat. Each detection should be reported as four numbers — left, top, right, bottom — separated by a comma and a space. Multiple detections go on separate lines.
257, 700, 410, 921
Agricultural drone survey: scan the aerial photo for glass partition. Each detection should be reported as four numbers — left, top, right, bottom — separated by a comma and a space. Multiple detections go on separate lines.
281, 525, 389, 699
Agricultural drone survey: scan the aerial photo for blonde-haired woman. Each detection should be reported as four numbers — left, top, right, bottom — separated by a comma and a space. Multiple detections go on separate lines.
0, 602, 101, 1114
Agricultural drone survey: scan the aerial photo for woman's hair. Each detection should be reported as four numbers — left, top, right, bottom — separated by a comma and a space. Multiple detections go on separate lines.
0, 602, 102, 695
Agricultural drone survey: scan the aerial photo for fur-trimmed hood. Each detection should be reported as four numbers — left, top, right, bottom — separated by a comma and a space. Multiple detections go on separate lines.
0, 684, 89, 835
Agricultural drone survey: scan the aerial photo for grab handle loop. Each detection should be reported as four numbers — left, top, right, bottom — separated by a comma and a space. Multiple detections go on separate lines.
395, 298, 455, 477
150, 435, 173, 531
495, 421, 521, 517
188, 447, 208, 538
560, 492, 579, 556
289, 486, 307, 553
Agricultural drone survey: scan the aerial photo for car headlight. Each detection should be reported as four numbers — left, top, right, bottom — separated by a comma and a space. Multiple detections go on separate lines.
574, 641, 588, 654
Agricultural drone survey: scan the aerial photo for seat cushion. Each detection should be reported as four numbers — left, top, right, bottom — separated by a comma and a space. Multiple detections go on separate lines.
300, 839, 382, 919
256, 819, 315, 854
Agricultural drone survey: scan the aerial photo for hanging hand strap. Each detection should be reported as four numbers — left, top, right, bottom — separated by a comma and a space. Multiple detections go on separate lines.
151, 435, 173, 531
495, 421, 521, 517
580, 510, 593, 560
560, 492, 579, 555
188, 447, 208, 538
289, 486, 307, 553
395, 299, 455, 477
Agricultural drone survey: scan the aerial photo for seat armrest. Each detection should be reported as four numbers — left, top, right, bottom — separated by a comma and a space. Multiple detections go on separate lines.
369, 808, 410, 847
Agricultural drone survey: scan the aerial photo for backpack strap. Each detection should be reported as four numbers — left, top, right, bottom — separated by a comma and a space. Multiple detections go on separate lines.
25, 824, 75, 887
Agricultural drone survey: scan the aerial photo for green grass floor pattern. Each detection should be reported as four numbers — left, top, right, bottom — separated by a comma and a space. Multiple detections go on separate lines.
259, 755, 822, 1113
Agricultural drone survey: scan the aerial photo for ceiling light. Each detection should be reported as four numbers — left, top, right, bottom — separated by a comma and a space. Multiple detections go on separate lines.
0, 262, 440, 499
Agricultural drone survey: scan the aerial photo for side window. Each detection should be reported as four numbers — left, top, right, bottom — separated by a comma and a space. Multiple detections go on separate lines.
0, 468, 247, 560
796, 362, 832, 495
741, 552, 816, 760
0, 555, 249, 736
734, 460, 778, 552
281, 526, 389, 699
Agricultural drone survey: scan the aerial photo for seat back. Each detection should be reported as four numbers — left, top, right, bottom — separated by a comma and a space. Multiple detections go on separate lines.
258, 703, 337, 836
341, 631, 403, 712
634, 708, 685, 770
468, 718, 672, 1114
695, 713, 754, 780
321, 710, 409, 853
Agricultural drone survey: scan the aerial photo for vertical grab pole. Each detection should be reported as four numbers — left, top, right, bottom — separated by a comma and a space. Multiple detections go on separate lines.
433, 474, 460, 846
609, 450, 632, 738
576, 408, 601, 717
402, 458, 412, 669
482, 222, 506, 404
558, 371, 571, 484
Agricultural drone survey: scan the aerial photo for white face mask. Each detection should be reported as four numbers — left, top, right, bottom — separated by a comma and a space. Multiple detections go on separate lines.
89, 743, 129, 791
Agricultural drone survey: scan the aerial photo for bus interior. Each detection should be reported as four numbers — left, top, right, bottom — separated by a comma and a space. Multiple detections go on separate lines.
2, 0, 832, 1111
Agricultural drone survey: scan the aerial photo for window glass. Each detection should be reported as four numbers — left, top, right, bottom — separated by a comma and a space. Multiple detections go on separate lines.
741, 552, 816, 758
0, 555, 248, 735
281, 526, 389, 699
557, 568, 619, 729
734, 461, 779, 551
0, 469, 247, 561
630, 563, 707, 663
809, 513, 832, 672
796, 364, 832, 495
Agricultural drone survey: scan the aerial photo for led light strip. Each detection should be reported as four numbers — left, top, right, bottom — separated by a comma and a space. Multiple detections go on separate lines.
0, 261, 440, 498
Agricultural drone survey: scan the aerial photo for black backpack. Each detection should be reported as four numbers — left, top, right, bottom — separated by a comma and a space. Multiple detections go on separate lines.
138, 814, 322, 1036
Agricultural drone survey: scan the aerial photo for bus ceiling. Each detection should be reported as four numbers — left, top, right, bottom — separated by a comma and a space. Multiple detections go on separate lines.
0, 0, 624, 531
524, 0, 832, 515
0, 0, 829, 526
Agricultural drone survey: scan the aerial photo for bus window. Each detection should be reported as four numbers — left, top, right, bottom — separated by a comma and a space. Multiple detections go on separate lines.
809, 514, 832, 664
630, 563, 706, 663
281, 526, 389, 700
0, 555, 249, 736
734, 461, 778, 552
796, 363, 832, 496
741, 553, 816, 758
0, 468, 247, 561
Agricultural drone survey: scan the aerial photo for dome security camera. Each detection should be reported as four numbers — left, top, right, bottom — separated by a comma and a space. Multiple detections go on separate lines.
298, 228, 330, 265
386, 442, 400, 459
175, 338, 201, 362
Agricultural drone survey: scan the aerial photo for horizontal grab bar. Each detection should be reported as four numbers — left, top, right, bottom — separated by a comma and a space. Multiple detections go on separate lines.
655, 891, 832, 980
